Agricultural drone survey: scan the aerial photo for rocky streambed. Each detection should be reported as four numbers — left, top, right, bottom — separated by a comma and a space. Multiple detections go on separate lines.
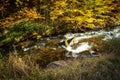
11, 26, 120, 67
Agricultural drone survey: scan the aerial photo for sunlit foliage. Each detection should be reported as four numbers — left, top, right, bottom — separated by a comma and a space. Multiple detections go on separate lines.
48, 0, 118, 29
0, 0, 120, 36
1, 0, 120, 28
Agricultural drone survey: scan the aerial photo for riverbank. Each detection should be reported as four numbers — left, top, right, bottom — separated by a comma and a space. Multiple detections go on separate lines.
0, 39, 120, 79
0, 30, 120, 79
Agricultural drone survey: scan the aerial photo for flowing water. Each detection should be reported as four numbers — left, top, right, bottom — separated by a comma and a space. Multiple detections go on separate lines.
21, 26, 120, 54
13, 26, 120, 66
61, 26, 120, 58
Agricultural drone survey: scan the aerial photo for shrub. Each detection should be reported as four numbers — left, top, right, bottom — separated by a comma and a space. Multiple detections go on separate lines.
0, 22, 45, 46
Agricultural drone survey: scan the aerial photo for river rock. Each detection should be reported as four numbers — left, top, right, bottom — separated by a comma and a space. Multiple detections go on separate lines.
47, 60, 72, 68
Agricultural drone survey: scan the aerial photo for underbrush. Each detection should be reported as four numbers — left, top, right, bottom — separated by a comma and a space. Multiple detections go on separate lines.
0, 37, 120, 80
103, 38, 120, 55
0, 40, 120, 80
0, 22, 53, 47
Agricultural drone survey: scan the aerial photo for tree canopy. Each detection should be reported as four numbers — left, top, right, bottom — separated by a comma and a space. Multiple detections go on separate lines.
0, 0, 120, 30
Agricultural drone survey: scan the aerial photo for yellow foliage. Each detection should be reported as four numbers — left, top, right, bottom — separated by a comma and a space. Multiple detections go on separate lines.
86, 10, 94, 17
74, 16, 84, 22
96, 19, 105, 26
0, 0, 119, 30
50, 0, 117, 29
0, 7, 44, 28
85, 18, 96, 23
17, 7, 44, 21
86, 24, 96, 28
55, 1, 67, 7
50, 10, 63, 16
51, 16, 57, 21
78, 10, 85, 15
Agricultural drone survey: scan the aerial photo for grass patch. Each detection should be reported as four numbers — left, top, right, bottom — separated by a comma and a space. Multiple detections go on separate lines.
85, 56, 120, 80
0, 50, 120, 80
103, 38, 120, 55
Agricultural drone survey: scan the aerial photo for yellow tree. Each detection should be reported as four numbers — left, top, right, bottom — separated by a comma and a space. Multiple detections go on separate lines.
48, 0, 117, 29
0, 0, 118, 29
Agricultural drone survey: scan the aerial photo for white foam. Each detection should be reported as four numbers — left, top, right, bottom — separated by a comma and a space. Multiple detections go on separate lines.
63, 26, 120, 57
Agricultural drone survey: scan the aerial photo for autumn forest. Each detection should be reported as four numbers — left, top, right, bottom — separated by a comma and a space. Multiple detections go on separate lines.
0, 0, 120, 80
